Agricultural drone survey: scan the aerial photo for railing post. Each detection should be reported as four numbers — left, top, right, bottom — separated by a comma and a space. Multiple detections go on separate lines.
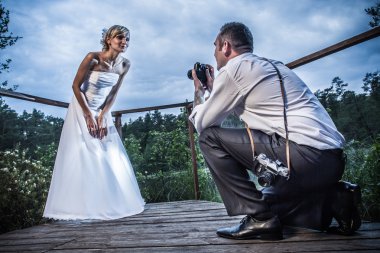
114, 113, 123, 139
186, 105, 200, 200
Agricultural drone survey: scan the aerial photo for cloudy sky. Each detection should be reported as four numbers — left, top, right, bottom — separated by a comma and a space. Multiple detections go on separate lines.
1, 0, 379, 121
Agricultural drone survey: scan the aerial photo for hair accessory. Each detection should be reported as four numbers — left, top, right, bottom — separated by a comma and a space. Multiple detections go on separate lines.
101, 28, 108, 42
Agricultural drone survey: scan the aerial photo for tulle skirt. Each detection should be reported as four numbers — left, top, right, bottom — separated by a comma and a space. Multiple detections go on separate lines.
43, 96, 145, 220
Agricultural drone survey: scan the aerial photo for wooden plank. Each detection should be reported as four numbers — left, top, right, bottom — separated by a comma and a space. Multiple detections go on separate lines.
0, 221, 378, 247
0, 216, 378, 242
49, 239, 379, 253
0, 213, 378, 241
26, 228, 379, 245
8, 232, 377, 252
0, 201, 379, 253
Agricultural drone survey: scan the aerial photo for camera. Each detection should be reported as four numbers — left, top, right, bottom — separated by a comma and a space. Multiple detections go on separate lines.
187, 62, 208, 89
254, 153, 290, 187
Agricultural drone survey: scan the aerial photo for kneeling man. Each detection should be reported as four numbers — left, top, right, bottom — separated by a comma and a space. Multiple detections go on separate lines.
189, 22, 361, 240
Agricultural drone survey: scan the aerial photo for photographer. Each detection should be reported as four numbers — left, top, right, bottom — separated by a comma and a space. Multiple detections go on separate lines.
189, 22, 361, 240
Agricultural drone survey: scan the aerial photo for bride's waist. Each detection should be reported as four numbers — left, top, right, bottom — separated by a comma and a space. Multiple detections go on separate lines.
82, 88, 111, 109
83, 93, 107, 110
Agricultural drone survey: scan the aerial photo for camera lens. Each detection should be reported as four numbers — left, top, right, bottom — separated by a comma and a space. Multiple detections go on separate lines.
258, 172, 275, 187
187, 69, 194, 80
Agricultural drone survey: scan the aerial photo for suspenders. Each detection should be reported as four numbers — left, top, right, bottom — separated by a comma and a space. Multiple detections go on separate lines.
244, 59, 291, 172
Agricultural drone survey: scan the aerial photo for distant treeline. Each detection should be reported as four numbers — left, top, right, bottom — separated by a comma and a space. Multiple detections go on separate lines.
1, 71, 379, 157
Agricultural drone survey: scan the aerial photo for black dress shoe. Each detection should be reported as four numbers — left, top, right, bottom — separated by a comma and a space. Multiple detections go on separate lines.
216, 215, 283, 240
327, 181, 362, 235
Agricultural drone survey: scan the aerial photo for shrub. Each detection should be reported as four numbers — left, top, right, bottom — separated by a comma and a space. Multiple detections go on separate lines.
343, 137, 380, 221
0, 147, 52, 233
135, 167, 221, 203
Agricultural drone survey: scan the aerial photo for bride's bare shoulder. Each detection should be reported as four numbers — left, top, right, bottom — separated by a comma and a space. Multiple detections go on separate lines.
120, 56, 130, 68
118, 56, 131, 75
85, 52, 101, 62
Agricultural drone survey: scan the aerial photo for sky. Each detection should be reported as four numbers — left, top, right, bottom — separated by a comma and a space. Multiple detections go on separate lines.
1, 0, 380, 122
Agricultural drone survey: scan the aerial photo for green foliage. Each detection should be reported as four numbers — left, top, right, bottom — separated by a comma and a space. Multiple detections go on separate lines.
136, 168, 221, 203
343, 137, 380, 221
365, 1, 380, 27
0, 98, 59, 233
0, 98, 63, 157
0, 147, 52, 233
0, 0, 21, 90
315, 73, 380, 143
221, 113, 244, 128
0, 99, 20, 150
18, 110, 63, 158
315, 74, 380, 221
123, 110, 221, 203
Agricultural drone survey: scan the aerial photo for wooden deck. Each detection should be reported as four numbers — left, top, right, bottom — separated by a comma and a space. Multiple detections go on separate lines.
0, 200, 379, 252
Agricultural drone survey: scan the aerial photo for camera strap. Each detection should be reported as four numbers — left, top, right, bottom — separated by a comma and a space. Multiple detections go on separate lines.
245, 59, 291, 171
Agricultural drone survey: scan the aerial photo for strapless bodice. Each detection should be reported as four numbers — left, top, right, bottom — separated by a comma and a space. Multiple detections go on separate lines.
81, 71, 119, 110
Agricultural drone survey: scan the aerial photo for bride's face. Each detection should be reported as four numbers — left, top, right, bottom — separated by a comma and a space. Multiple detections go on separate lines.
108, 32, 129, 53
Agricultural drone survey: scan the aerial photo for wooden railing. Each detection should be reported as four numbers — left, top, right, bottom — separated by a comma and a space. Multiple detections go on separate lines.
1, 26, 379, 200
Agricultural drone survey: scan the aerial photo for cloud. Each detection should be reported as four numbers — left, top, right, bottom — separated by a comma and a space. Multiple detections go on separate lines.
2, 0, 380, 120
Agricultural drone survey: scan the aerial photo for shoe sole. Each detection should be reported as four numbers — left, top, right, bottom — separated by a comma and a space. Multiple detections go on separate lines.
217, 232, 283, 240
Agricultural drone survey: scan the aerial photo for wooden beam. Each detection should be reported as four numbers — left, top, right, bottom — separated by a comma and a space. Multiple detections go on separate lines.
114, 114, 123, 138
186, 106, 200, 200
0, 89, 69, 108
111, 102, 191, 116
286, 26, 380, 69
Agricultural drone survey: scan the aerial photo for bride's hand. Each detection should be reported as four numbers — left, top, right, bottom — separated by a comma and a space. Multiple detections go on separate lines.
84, 112, 97, 138
96, 114, 108, 140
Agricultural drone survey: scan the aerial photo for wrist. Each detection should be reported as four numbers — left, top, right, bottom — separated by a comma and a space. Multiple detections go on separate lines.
193, 89, 205, 108
195, 89, 205, 96
84, 111, 92, 118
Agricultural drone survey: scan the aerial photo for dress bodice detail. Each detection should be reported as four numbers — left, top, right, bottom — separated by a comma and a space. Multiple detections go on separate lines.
81, 71, 119, 110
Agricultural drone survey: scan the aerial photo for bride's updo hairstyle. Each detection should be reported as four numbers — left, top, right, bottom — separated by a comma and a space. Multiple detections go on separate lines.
101, 25, 129, 51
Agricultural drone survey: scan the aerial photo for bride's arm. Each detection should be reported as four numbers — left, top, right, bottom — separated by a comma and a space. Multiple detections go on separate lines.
72, 52, 98, 137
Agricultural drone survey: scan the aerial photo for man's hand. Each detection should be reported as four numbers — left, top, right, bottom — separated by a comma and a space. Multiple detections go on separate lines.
191, 64, 214, 93
205, 64, 214, 92
191, 69, 204, 93
191, 64, 215, 109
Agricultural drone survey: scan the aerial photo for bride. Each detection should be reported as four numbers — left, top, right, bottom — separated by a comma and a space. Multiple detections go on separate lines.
43, 25, 145, 220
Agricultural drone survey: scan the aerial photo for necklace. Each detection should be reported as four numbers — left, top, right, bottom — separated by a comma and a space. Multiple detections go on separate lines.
103, 59, 114, 70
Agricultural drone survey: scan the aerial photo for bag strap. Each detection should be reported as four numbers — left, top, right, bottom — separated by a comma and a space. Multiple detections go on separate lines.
245, 59, 291, 171
246, 123, 255, 162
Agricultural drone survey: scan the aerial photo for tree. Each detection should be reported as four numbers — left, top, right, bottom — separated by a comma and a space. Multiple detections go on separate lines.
314, 76, 378, 142
0, 99, 21, 150
0, 0, 20, 90
365, 1, 380, 27
362, 71, 380, 99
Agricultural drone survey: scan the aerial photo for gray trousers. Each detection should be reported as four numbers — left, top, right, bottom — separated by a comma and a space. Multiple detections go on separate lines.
199, 127, 345, 230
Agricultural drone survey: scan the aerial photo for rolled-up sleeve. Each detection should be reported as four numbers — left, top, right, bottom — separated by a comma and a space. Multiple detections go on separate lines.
189, 69, 244, 134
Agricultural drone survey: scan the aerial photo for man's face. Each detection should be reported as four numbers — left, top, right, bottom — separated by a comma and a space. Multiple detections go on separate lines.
214, 35, 227, 71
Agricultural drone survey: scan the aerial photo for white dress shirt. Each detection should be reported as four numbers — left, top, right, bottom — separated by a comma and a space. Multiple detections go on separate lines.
189, 53, 345, 150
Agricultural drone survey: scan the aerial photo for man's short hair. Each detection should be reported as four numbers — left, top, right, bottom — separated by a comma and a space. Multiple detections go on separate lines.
219, 22, 253, 53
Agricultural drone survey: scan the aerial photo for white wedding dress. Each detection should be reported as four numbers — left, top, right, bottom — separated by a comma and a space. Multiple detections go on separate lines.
43, 70, 145, 220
